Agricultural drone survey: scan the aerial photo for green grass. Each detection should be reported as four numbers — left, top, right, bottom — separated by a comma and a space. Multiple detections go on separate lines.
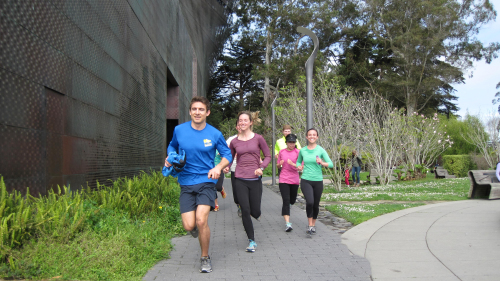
321, 173, 470, 225
325, 203, 425, 225
323, 173, 470, 202
0, 171, 184, 281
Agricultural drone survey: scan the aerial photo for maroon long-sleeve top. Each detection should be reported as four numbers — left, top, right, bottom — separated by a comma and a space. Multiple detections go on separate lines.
229, 133, 271, 179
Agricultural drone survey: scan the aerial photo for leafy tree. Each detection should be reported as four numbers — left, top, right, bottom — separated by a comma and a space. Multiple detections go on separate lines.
208, 36, 263, 111
335, 0, 499, 114
235, 0, 338, 104
439, 115, 479, 155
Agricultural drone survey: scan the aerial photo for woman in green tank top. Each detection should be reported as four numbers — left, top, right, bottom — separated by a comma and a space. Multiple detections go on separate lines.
296, 128, 333, 238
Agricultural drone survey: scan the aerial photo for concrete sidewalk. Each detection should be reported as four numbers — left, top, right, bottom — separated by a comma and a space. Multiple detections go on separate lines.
342, 199, 500, 280
143, 178, 371, 281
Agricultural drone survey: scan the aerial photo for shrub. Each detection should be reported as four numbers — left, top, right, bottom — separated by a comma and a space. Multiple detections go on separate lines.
0, 171, 183, 280
443, 155, 476, 177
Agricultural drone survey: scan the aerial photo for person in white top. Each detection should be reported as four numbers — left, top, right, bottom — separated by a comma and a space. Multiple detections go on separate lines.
496, 161, 500, 182
225, 122, 242, 216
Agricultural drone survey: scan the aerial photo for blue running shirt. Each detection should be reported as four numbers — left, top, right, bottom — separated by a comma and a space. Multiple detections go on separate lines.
167, 121, 232, 186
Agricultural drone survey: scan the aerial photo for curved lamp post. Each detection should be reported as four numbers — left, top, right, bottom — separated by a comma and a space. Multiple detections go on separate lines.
296, 26, 319, 133
268, 85, 278, 186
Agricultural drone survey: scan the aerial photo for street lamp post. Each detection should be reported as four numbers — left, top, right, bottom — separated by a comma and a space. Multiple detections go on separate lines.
296, 27, 319, 134
268, 85, 279, 186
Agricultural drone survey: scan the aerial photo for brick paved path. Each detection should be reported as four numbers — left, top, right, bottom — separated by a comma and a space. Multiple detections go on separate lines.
143, 178, 371, 281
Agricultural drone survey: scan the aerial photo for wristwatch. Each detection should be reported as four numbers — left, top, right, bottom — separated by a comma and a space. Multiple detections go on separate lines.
260, 167, 264, 171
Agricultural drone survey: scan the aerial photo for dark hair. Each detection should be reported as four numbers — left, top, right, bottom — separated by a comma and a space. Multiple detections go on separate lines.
190, 96, 210, 111
306, 128, 318, 136
237, 111, 252, 122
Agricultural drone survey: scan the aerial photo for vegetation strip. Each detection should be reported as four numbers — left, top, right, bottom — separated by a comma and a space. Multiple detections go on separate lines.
0, 172, 184, 281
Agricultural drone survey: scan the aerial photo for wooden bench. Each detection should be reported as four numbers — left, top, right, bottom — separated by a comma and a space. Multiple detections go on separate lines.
368, 169, 397, 184
468, 170, 500, 199
434, 167, 456, 179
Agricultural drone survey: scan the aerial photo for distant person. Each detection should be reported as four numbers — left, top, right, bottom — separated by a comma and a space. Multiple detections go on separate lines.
224, 122, 243, 216
296, 128, 333, 238
213, 151, 227, 211
277, 133, 300, 232
275, 125, 301, 175
229, 111, 271, 252
496, 161, 500, 182
344, 162, 351, 188
165, 96, 231, 273
351, 150, 362, 187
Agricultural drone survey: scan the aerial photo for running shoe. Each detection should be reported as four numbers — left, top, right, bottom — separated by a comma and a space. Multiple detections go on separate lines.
221, 188, 227, 199
246, 239, 257, 252
200, 256, 212, 273
285, 223, 293, 232
213, 205, 219, 212
311, 226, 316, 235
190, 226, 199, 238
237, 205, 242, 217
306, 226, 312, 238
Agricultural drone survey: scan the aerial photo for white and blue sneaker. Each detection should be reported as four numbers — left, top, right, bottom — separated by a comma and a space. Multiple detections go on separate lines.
246, 239, 257, 252
285, 222, 293, 232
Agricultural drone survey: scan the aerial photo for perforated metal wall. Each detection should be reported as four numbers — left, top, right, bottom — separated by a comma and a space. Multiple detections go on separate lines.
0, 0, 230, 195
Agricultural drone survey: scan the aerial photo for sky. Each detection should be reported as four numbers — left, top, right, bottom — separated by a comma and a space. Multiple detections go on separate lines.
453, 0, 500, 119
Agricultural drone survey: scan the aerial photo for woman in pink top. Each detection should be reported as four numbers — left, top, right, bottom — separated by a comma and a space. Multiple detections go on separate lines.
277, 133, 300, 232
227, 111, 271, 253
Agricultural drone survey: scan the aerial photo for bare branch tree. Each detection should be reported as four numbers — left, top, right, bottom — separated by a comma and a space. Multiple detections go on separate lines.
355, 95, 407, 185
461, 113, 496, 169
404, 112, 452, 173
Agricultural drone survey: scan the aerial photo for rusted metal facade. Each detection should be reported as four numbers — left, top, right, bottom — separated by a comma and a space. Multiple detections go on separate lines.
0, 0, 230, 195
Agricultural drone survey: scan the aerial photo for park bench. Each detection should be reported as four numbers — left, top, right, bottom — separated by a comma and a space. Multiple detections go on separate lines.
468, 170, 500, 199
368, 169, 397, 184
434, 167, 456, 179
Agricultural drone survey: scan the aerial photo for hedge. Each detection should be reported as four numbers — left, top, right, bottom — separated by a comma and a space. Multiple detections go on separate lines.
442, 155, 476, 177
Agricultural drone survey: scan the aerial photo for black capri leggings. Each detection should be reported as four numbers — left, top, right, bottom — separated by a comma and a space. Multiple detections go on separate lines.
279, 183, 299, 216
231, 171, 239, 205
300, 179, 323, 219
234, 178, 262, 241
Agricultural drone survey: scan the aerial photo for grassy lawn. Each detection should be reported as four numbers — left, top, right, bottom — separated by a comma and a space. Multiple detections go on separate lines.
323, 173, 470, 225
325, 203, 425, 225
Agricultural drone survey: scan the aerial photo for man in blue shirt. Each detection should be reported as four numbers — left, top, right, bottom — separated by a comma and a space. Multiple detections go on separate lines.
165, 96, 232, 273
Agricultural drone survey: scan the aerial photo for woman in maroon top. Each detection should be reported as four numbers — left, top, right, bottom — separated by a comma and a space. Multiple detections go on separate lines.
228, 111, 271, 252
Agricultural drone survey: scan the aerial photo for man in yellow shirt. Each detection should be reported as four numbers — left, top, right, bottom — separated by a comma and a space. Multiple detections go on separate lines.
275, 125, 302, 175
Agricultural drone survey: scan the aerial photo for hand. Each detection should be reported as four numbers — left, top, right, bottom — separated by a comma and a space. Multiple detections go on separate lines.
287, 159, 294, 165
165, 158, 172, 167
223, 166, 230, 174
255, 168, 263, 176
316, 156, 322, 165
208, 167, 222, 179
279, 160, 285, 166
297, 165, 303, 172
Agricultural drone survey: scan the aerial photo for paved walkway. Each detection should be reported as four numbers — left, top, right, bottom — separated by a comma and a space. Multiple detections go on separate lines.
342, 199, 500, 280
143, 178, 372, 281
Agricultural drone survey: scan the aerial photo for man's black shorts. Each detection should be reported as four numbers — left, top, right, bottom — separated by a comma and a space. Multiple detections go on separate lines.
179, 182, 216, 213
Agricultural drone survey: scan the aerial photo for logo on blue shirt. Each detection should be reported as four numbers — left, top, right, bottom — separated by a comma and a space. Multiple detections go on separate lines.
203, 139, 213, 147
